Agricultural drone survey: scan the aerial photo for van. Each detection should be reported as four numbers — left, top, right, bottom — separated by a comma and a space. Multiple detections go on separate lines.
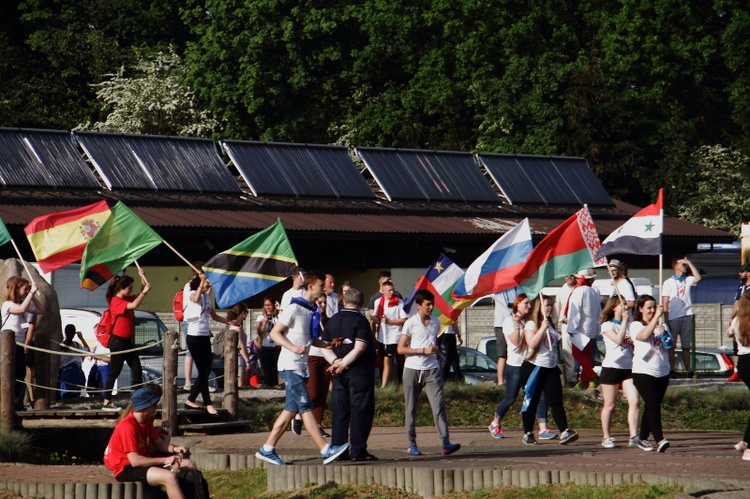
60, 308, 211, 394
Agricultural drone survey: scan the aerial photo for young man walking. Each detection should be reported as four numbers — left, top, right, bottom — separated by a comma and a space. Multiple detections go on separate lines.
397, 289, 460, 457
255, 272, 349, 466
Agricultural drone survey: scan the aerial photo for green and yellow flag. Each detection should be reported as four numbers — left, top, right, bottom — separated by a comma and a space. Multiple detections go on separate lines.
80, 202, 163, 290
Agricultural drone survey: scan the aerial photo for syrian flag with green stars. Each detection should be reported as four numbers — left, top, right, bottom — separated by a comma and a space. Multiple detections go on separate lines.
596, 188, 663, 259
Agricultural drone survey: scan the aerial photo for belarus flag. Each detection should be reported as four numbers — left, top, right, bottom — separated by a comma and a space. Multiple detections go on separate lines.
596, 189, 663, 259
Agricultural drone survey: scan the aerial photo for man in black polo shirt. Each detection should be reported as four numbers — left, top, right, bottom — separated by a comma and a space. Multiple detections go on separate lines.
321, 286, 378, 461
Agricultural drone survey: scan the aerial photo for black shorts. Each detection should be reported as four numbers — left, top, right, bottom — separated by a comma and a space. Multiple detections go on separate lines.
599, 367, 632, 385
378, 342, 397, 358
494, 327, 508, 359
116, 465, 151, 483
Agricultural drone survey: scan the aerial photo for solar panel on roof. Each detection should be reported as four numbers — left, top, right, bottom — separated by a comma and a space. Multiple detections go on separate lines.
356, 147, 498, 203
0, 128, 100, 189
74, 131, 241, 194
222, 141, 375, 199
478, 153, 612, 206
550, 156, 613, 206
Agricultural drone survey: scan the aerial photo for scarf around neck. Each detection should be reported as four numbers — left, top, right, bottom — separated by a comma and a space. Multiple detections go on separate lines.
290, 296, 321, 340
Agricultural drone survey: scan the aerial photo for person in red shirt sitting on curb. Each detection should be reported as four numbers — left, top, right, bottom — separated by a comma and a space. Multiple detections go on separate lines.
104, 385, 209, 499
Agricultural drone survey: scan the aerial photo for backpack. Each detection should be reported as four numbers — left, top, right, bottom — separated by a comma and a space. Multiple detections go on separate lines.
173, 289, 187, 322
95, 309, 117, 348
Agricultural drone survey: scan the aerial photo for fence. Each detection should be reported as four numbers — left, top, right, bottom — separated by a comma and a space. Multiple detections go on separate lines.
456, 303, 735, 353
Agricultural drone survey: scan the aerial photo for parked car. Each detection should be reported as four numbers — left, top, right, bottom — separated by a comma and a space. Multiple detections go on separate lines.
440, 344, 498, 385
60, 308, 216, 393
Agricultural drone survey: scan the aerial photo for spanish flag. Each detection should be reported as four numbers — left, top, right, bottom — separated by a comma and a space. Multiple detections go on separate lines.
24, 201, 112, 273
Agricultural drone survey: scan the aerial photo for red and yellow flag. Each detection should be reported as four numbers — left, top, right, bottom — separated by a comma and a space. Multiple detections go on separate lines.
24, 201, 112, 273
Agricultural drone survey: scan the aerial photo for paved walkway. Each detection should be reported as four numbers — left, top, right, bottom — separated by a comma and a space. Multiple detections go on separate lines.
181, 426, 750, 493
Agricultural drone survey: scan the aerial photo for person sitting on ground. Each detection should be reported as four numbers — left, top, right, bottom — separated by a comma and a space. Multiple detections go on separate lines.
104, 385, 209, 499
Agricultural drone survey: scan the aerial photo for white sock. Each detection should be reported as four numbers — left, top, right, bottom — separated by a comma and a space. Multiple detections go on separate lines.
320, 443, 330, 455
262, 445, 274, 453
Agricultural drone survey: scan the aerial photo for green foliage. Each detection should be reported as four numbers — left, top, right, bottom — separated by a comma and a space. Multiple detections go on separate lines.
0, 431, 32, 463
677, 145, 750, 235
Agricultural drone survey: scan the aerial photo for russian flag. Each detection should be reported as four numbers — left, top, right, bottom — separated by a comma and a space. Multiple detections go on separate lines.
596, 189, 663, 259
452, 219, 533, 300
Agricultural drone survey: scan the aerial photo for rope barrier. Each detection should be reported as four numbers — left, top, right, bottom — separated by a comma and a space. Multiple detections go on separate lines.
17, 338, 166, 357
19, 375, 166, 393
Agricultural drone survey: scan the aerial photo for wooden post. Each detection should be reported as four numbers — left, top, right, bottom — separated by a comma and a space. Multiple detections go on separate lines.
0, 330, 15, 432
223, 328, 238, 418
163, 330, 178, 436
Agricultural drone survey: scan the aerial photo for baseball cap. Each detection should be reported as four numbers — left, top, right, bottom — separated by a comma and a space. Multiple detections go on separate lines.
607, 259, 623, 269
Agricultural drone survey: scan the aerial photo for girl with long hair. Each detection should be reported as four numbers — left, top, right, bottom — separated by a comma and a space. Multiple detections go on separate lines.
729, 291, 750, 460
2, 277, 44, 410
102, 270, 151, 411
224, 303, 251, 387
488, 294, 531, 438
519, 296, 578, 446
630, 294, 670, 452
184, 273, 233, 416
599, 296, 640, 449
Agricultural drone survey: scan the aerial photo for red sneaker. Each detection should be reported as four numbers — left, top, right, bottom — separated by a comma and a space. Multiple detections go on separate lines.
728, 371, 741, 383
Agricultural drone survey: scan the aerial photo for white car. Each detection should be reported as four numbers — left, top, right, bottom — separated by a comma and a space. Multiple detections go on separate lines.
60, 308, 213, 395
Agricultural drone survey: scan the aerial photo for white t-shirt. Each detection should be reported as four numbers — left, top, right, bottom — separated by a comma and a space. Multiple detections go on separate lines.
276, 302, 313, 375
325, 292, 339, 318
527, 322, 560, 368
183, 283, 212, 337
601, 320, 634, 369
373, 296, 407, 345
729, 317, 750, 356
612, 279, 637, 304
556, 283, 575, 325
566, 286, 601, 339
630, 321, 670, 377
1, 301, 36, 343
662, 275, 696, 319
280, 287, 303, 310
255, 312, 277, 347
502, 316, 529, 367
401, 314, 440, 371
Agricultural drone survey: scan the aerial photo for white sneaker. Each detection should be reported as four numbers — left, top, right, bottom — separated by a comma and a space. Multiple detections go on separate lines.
736, 441, 748, 454
638, 440, 654, 452
628, 436, 639, 448
182, 383, 192, 392
743, 449, 750, 462
601, 437, 615, 449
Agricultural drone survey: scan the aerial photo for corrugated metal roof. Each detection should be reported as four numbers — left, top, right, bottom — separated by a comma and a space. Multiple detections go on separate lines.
0, 200, 729, 240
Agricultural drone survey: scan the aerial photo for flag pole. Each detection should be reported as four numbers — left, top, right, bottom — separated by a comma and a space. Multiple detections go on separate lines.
9, 239, 35, 286
133, 260, 150, 287
161, 240, 202, 274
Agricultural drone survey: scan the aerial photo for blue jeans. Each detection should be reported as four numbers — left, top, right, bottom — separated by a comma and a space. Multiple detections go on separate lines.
495, 364, 522, 420
280, 370, 314, 414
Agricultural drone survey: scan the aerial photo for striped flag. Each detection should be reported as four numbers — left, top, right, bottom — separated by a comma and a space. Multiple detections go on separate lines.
80, 202, 163, 290
203, 219, 298, 309
403, 254, 472, 332
596, 188, 663, 258
24, 201, 112, 273
0, 218, 11, 247
514, 206, 605, 300
452, 219, 533, 300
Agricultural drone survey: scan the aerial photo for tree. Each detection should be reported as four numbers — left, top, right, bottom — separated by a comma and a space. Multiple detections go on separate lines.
677, 145, 750, 235
79, 48, 219, 137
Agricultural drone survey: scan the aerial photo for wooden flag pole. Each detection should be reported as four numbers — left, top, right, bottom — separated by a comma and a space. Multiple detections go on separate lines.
161, 240, 202, 275
133, 260, 150, 287
9, 239, 35, 286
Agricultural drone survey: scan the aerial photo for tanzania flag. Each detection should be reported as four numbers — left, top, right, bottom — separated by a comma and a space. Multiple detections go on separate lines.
203, 219, 298, 309
403, 254, 472, 333
0, 218, 11, 247
80, 202, 163, 290
514, 206, 605, 300
25, 201, 112, 273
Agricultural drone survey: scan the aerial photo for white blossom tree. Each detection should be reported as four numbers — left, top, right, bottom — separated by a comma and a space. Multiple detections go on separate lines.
678, 145, 750, 236
79, 47, 219, 137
